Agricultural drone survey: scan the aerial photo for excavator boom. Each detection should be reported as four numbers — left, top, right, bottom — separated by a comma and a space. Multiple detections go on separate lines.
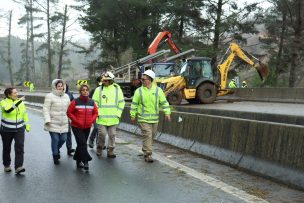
217, 43, 268, 92
147, 31, 181, 56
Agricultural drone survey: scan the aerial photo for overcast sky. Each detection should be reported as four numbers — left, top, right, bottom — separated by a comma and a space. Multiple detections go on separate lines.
0, 0, 272, 42
0, 0, 90, 42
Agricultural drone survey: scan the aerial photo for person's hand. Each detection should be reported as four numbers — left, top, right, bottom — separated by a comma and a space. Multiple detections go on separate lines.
25, 124, 30, 132
19, 96, 25, 101
130, 117, 136, 124
165, 115, 171, 122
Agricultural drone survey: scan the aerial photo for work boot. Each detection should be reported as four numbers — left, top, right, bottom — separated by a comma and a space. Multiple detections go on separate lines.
96, 146, 102, 156
144, 155, 154, 163
67, 149, 75, 156
4, 166, 12, 173
76, 161, 84, 168
83, 162, 89, 170
15, 167, 25, 174
88, 139, 94, 148
107, 147, 116, 158
53, 155, 60, 165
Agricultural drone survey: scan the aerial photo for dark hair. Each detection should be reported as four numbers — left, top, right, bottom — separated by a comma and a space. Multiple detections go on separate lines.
4, 87, 16, 98
55, 80, 63, 87
78, 84, 90, 93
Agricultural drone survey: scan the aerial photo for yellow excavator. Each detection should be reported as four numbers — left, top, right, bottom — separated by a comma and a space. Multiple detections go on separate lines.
155, 43, 268, 105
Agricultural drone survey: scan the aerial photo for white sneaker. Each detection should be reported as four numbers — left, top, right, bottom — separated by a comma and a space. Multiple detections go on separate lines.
15, 167, 25, 174
4, 166, 12, 172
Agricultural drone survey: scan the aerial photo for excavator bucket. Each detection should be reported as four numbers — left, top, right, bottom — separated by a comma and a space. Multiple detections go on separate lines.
255, 61, 269, 81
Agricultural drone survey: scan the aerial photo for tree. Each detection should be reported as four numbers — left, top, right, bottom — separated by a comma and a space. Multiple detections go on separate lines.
78, 0, 166, 69
204, 0, 263, 57
8, 10, 14, 86
57, 4, 67, 78
263, 0, 304, 87
18, 2, 31, 81
289, 0, 304, 87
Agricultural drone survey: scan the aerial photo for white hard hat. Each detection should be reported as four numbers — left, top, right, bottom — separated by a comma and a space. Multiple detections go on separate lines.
102, 71, 115, 80
143, 70, 155, 79
242, 81, 246, 84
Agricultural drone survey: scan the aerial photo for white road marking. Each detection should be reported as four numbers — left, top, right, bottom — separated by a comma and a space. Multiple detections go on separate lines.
27, 106, 268, 202
118, 137, 268, 203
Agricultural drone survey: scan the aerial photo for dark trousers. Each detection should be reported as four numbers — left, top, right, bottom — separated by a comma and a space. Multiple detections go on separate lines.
66, 123, 73, 150
72, 127, 92, 162
1, 131, 25, 169
89, 122, 98, 142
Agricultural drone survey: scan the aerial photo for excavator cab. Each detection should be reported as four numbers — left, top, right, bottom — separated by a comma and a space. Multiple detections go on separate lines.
159, 57, 217, 105
180, 58, 214, 88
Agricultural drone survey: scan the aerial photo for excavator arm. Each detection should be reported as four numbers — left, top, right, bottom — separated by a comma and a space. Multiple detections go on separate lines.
217, 43, 268, 95
147, 31, 181, 56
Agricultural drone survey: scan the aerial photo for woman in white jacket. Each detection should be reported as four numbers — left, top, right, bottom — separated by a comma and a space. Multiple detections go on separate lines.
43, 79, 70, 165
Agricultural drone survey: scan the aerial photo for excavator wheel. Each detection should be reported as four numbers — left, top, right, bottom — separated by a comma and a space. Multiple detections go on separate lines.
196, 83, 216, 104
167, 91, 183, 105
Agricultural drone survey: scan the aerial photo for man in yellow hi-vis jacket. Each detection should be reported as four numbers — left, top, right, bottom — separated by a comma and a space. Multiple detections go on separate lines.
130, 70, 171, 163
92, 72, 125, 158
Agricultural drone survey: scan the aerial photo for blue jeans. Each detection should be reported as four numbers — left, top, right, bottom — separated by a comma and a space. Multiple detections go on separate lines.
66, 131, 72, 150
66, 122, 73, 150
49, 132, 67, 156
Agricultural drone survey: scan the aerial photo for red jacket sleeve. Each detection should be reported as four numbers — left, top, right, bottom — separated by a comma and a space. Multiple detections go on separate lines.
67, 100, 77, 123
92, 102, 98, 122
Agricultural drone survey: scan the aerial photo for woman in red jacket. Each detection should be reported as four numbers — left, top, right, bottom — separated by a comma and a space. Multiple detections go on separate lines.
67, 84, 98, 170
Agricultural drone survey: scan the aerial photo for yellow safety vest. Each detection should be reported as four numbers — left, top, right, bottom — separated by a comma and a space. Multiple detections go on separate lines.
92, 83, 125, 126
130, 85, 170, 123
0, 98, 29, 132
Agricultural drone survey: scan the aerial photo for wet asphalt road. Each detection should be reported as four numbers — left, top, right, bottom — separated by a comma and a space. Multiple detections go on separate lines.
0, 109, 264, 203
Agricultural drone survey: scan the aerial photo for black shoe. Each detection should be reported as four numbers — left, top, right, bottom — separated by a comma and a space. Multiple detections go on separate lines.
76, 161, 84, 168
83, 162, 89, 170
54, 159, 59, 165
67, 149, 75, 156
53, 155, 60, 165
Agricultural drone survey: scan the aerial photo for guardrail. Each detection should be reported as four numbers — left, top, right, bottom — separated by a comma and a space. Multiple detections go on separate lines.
219, 87, 304, 104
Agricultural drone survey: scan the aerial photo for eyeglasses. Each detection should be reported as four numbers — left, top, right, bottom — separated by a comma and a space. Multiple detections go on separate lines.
141, 78, 149, 81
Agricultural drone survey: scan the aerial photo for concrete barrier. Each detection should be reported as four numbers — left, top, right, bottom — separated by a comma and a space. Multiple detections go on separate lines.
219, 88, 304, 104
173, 106, 304, 126
120, 106, 304, 190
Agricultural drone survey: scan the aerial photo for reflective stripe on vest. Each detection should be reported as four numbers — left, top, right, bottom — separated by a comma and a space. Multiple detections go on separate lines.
2, 118, 24, 123
99, 86, 119, 108
138, 86, 159, 116
1, 122, 25, 129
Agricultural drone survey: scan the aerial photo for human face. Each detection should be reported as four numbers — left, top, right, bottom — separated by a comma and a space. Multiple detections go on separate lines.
56, 82, 64, 91
102, 80, 111, 87
80, 87, 89, 97
141, 75, 151, 87
9, 89, 18, 100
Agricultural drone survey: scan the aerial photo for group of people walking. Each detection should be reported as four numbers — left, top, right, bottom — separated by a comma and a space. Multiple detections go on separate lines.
0, 69, 171, 174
